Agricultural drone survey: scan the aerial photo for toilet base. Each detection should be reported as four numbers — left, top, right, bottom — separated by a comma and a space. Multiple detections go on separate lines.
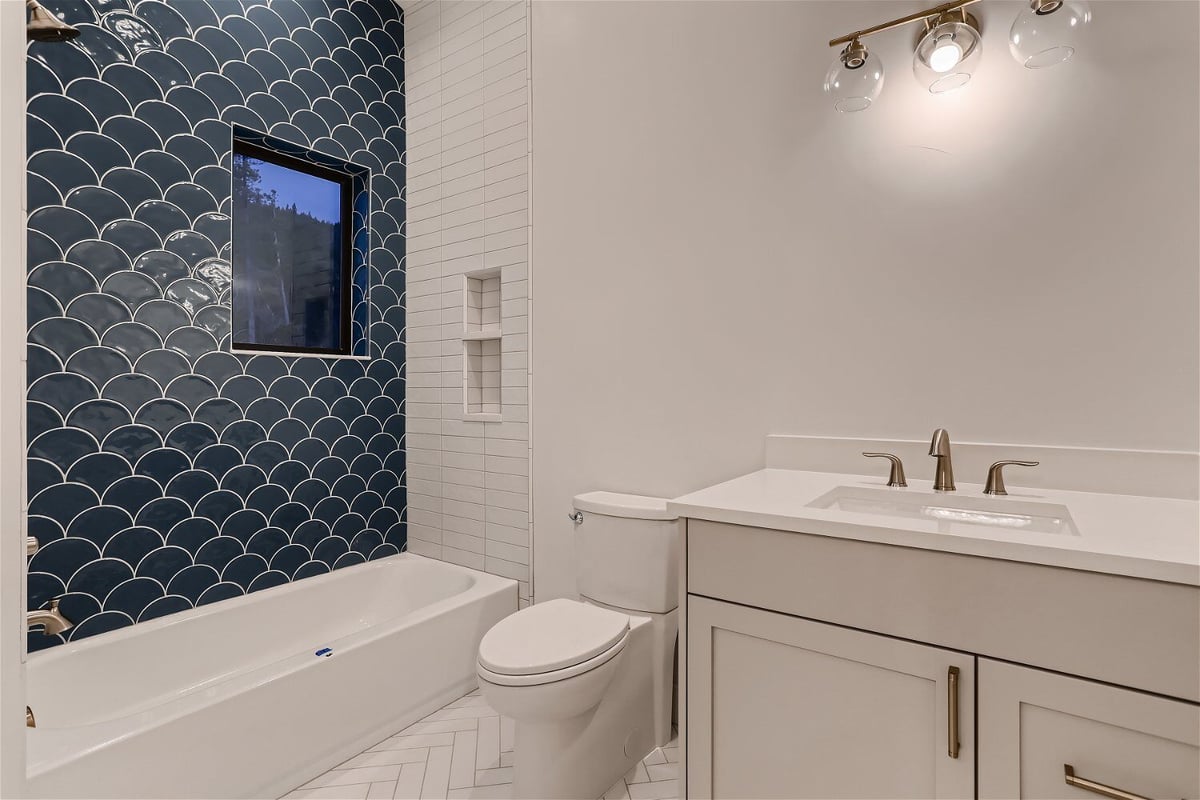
485, 606, 678, 800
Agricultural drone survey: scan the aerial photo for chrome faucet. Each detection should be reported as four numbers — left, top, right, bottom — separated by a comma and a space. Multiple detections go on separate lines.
929, 428, 955, 492
27, 599, 72, 636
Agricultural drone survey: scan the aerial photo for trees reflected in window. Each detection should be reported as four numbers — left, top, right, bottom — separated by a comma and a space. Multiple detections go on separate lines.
231, 141, 353, 356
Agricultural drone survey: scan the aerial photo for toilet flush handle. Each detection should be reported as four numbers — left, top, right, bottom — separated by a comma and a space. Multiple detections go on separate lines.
567, 510, 584, 525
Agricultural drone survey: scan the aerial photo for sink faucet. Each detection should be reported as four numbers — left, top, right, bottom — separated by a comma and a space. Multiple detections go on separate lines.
27, 599, 72, 636
929, 428, 955, 492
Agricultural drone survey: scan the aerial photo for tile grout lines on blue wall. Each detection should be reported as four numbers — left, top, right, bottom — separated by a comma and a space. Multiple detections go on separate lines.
25, 0, 407, 650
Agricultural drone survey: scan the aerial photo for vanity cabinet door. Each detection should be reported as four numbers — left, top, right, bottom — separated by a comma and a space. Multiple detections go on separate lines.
978, 659, 1199, 800
686, 596, 974, 799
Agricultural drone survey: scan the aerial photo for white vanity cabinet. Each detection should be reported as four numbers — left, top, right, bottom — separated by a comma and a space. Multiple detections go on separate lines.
978, 660, 1199, 800
686, 596, 974, 799
679, 519, 1200, 800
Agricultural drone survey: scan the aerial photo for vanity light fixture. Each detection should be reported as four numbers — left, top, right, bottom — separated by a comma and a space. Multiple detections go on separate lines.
824, 0, 1091, 112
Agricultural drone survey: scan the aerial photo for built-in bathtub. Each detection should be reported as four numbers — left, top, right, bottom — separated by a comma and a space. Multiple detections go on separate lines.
24, 554, 517, 799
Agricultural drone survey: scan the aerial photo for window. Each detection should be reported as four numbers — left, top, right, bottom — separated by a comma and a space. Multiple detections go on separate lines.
231, 139, 356, 356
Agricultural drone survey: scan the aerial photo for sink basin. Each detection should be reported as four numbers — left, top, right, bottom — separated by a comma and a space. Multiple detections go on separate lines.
807, 486, 1078, 536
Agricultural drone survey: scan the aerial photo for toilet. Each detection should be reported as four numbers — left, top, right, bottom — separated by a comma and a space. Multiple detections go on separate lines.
476, 492, 680, 800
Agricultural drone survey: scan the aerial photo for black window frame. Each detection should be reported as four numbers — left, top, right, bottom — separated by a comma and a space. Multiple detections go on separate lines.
231, 138, 356, 357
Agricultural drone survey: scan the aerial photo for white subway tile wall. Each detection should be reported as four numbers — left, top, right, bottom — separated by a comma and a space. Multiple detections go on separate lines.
403, 1, 532, 605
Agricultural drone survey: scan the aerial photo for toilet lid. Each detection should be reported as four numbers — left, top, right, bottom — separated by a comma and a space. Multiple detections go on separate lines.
478, 599, 630, 676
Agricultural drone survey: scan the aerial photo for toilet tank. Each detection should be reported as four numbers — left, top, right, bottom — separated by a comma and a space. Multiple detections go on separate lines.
573, 492, 680, 614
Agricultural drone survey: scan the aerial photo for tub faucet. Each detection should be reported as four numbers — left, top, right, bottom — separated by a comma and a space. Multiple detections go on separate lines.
27, 599, 72, 636
929, 428, 955, 492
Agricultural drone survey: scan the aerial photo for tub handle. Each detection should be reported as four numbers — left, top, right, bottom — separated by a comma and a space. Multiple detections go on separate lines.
568, 510, 584, 525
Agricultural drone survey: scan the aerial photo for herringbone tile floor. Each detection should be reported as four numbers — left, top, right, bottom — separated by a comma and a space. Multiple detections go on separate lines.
282, 689, 679, 800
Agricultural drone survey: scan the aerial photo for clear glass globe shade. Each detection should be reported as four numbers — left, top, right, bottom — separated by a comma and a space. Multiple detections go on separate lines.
823, 49, 885, 113
913, 20, 982, 94
1009, 0, 1092, 68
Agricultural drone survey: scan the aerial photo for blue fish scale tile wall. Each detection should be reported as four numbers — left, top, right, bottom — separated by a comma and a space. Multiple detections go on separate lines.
25, 0, 407, 651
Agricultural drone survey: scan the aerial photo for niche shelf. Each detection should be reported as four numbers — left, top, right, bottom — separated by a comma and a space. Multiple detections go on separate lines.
463, 268, 502, 421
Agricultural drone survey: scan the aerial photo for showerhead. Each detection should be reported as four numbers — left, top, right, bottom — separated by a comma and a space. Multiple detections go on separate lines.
26, 0, 80, 43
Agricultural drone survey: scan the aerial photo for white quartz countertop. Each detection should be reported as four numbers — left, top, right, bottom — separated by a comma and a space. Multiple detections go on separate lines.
668, 469, 1200, 586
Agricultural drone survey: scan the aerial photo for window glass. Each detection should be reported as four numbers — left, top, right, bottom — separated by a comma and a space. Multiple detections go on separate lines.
231, 144, 350, 355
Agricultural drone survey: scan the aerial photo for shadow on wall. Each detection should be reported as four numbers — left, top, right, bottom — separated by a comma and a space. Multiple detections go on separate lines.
24, 0, 408, 651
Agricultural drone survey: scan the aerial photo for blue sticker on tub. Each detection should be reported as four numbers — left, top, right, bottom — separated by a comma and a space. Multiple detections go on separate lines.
315, 647, 332, 657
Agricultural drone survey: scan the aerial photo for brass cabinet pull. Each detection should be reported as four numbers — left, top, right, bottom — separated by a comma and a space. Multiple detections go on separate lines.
1063, 765, 1152, 800
947, 665, 960, 759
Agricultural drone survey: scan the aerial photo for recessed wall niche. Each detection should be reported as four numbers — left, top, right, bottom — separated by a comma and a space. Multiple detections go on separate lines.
463, 269, 501, 421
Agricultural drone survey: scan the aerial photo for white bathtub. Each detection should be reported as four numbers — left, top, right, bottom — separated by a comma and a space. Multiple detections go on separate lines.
24, 554, 516, 799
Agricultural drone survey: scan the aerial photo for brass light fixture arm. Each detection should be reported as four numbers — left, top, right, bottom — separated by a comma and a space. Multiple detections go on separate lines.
828, 0, 982, 47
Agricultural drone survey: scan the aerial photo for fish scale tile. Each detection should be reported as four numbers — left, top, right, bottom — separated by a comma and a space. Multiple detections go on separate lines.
25, 0, 407, 651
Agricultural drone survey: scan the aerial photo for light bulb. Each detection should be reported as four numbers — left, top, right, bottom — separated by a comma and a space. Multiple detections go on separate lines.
928, 40, 963, 72
913, 14, 982, 94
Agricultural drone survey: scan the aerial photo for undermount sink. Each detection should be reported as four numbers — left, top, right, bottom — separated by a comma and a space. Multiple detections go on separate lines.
807, 485, 1078, 536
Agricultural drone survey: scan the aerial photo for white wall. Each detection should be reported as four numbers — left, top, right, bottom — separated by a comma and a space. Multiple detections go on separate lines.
1, 2, 27, 793
530, 1, 1200, 600
403, 1, 533, 604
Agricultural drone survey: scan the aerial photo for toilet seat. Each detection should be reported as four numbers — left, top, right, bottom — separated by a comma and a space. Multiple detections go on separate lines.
478, 631, 628, 687
477, 599, 630, 687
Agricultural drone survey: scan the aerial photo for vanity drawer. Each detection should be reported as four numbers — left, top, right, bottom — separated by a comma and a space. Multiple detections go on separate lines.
685, 520, 1200, 701
978, 659, 1200, 800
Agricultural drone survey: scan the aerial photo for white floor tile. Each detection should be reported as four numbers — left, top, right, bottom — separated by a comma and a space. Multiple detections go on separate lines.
286, 784, 373, 800
475, 715, 500, 770
602, 779, 632, 800
340, 749, 431, 770
473, 767, 512, 787
427, 705, 499, 722
499, 717, 515, 753
448, 731, 478, 789
628, 780, 678, 800
642, 749, 666, 766
283, 689, 676, 800
374, 733, 457, 751
406, 718, 481, 735
394, 762, 428, 800
367, 782, 397, 799
446, 785, 512, 800
304, 766, 404, 790
420, 744, 453, 799
646, 763, 678, 782
623, 763, 650, 785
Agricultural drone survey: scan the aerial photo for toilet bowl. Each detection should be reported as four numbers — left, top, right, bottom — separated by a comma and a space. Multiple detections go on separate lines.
477, 598, 629, 719
476, 492, 680, 800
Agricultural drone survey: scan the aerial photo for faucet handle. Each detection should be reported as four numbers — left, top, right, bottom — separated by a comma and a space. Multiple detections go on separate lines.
983, 460, 1039, 496
862, 453, 907, 488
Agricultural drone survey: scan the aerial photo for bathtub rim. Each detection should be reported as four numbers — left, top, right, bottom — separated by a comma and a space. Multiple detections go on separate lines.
25, 553, 517, 780
26, 552, 484, 666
